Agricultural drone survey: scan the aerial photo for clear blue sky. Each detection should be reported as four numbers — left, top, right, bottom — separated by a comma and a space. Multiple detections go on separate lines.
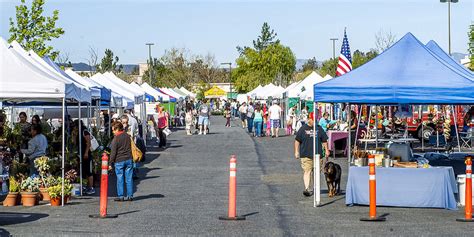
0, 0, 472, 64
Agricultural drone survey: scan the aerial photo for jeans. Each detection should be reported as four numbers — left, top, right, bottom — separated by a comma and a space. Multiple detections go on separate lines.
115, 159, 134, 198
247, 118, 254, 133
254, 121, 262, 137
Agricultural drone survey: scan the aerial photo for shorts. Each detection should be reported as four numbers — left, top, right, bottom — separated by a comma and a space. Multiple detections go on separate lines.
240, 114, 247, 121
271, 119, 280, 128
82, 156, 93, 177
198, 116, 209, 125
300, 157, 313, 173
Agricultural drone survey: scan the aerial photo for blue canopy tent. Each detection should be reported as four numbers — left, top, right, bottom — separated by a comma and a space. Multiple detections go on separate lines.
314, 33, 474, 105
310, 33, 474, 207
425, 40, 474, 80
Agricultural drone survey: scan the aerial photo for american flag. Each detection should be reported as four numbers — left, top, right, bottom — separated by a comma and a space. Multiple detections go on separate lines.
336, 29, 352, 76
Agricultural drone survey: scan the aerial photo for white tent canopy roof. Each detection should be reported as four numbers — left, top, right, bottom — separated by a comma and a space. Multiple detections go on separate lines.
141, 83, 170, 101
287, 71, 330, 100
0, 38, 66, 101
91, 73, 133, 108
160, 88, 183, 99
179, 87, 196, 97
103, 72, 143, 103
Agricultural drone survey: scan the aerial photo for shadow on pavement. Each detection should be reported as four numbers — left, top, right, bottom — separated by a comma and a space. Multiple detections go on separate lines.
116, 210, 141, 216
0, 228, 10, 237
133, 194, 165, 201
242, 212, 259, 217
0, 212, 49, 226
317, 196, 345, 207
139, 175, 160, 181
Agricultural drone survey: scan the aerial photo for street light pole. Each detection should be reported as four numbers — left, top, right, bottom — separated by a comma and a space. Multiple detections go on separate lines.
330, 38, 339, 60
221, 62, 232, 99
145, 43, 154, 84
440, 0, 458, 55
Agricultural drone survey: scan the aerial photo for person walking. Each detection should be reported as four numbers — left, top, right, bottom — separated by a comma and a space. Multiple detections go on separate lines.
231, 100, 237, 119
253, 105, 264, 137
109, 122, 134, 202
246, 102, 255, 134
198, 100, 210, 135
185, 104, 194, 135
269, 101, 282, 138
20, 124, 47, 176
224, 106, 231, 127
294, 113, 330, 197
157, 106, 169, 147
239, 102, 248, 129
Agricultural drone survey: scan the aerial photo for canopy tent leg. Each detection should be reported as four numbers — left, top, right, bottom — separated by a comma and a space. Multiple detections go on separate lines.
375, 106, 379, 149
365, 106, 371, 150
61, 98, 66, 207
96, 101, 101, 132
78, 102, 83, 196
108, 104, 111, 137
452, 105, 461, 152
314, 101, 321, 207
10, 104, 15, 129
354, 106, 362, 152
87, 104, 91, 131
421, 118, 425, 152
348, 103, 351, 165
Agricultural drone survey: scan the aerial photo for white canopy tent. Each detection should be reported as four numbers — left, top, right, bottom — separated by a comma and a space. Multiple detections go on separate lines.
103, 72, 144, 104
0, 38, 69, 206
287, 71, 330, 100
160, 88, 183, 99
179, 87, 196, 98
141, 83, 170, 101
5, 40, 84, 103
246, 85, 263, 98
91, 73, 134, 108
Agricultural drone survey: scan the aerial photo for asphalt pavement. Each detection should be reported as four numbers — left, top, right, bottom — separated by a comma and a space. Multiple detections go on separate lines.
0, 116, 473, 236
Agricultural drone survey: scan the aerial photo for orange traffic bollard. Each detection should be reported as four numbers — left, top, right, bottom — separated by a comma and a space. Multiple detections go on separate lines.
89, 152, 118, 219
360, 154, 386, 222
219, 155, 245, 221
457, 155, 474, 222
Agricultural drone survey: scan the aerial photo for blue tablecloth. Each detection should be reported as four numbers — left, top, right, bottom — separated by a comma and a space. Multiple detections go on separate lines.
346, 166, 458, 210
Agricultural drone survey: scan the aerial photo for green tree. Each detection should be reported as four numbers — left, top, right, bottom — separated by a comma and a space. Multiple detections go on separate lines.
8, 0, 64, 60
318, 58, 338, 77
352, 50, 378, 69
233, 24, 296, 92
301, 57, 319, 72
97, 49, 121, 73
469, 24, 474, 71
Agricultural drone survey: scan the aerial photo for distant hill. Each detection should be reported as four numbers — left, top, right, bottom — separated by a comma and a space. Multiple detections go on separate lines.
63, 63, 138, 74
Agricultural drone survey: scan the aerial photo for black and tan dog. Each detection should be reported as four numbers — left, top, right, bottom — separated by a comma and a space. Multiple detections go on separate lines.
323, 162, 342, 197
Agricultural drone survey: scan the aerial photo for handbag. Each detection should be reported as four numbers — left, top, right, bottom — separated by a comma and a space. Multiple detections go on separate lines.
163, 128, 172, 136
130, 137, 143, 162
84, 130, 99, 151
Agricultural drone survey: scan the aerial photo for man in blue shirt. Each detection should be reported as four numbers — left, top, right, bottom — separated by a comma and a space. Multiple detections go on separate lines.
318, 112, 337, 132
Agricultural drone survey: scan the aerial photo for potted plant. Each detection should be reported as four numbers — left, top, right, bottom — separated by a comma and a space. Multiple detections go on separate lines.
56, 177, 73, 204
34, 156, 51, 201
3, 176, 20, 206
20, 177, 40, 206
47, 184, 62, 206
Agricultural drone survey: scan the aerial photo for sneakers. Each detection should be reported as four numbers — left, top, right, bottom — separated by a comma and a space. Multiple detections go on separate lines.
85, 187, 96, 195
125, 197, 134, 202
198, 131, 203, 135
303, 189, 314, 197
114, 197, 124, 202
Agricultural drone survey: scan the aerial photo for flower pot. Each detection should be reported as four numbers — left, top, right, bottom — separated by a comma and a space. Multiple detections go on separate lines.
3, 192, 19, 206
39, 187, 50, 201
21, 192, 38, 207
63, 195, 71, 204
50, 196, 61, 206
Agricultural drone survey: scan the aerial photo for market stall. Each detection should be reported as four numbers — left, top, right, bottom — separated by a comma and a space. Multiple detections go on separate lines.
312, 32, 474, 208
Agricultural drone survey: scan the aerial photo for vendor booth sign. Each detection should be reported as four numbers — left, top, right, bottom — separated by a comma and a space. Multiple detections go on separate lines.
146, 102, 160, 115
